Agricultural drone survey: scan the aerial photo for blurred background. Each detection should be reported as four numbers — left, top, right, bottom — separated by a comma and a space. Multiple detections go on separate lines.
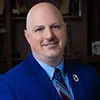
0, 0, 100, 75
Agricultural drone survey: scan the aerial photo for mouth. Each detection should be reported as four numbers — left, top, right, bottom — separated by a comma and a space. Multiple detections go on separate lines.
42, 41, 59, 47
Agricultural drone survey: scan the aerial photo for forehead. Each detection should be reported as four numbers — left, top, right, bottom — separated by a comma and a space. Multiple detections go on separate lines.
27, 3, 63, 27
30, 2, 60, 15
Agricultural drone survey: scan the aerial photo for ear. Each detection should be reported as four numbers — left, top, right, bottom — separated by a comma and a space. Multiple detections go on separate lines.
24, 30, 31, 45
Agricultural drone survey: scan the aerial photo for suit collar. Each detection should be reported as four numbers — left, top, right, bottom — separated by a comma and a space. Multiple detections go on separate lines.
27, 53, 62, 100
27, 53, 85, 100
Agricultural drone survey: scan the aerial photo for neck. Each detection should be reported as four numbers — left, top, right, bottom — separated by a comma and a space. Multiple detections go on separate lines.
44, 56, 63, 67
34, 53, 63, 68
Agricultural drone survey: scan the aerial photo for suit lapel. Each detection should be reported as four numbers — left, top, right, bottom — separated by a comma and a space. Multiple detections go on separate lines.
27, 54, 61, 100
65, 61, 84, 100
27, 54, 85, 100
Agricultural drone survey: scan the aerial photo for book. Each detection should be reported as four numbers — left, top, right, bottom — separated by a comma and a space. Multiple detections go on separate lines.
68, 0, 81, 16
79, 0, 82, 16
60, 0, 70, 14
12, 0, 28, 15
74, 0, 79, 16
0, 0, 4, 15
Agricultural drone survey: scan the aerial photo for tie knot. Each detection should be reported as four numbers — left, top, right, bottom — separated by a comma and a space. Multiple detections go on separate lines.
53, 68, 63, 81
55, 68, 61, 75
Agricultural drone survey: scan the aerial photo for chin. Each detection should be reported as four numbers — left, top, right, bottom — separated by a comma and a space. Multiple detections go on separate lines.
46, 52, 61, 59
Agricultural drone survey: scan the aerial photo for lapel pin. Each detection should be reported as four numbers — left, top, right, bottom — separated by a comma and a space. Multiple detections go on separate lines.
72, 74, 79, 82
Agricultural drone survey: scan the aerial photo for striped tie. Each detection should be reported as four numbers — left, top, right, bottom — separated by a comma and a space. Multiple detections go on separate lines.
53, 68, 72, 100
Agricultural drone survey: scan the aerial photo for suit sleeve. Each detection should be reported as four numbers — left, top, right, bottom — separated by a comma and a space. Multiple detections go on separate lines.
0, 79, 17, 100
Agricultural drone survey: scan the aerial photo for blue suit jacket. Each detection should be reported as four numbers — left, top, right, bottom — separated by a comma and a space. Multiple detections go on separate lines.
0, 53, 100, 100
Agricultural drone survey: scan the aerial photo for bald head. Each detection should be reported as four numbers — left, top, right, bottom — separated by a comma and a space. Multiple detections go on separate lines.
24, 2, 67, 65
26, 2, 64, 32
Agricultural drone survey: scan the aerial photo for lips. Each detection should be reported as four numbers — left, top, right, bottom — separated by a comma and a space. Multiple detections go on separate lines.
42, 40, 59, 46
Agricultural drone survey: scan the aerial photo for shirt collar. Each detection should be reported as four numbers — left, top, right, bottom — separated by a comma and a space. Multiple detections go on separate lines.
55, 59, 65, 79
32, 53, 64, 80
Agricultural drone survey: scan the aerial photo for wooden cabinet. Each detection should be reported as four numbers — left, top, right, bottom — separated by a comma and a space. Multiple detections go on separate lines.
87, 0, 100, 74
0, 0, 100, 74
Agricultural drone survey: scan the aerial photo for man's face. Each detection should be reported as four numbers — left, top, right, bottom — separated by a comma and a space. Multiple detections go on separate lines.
25, 4, 67, 61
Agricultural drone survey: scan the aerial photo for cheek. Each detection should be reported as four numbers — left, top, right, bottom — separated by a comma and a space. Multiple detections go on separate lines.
64, 33, 67, 42
57, 32, 67, 42
57, 32, 67, 48
62, 29, 67, 42
30, 36, 43, 47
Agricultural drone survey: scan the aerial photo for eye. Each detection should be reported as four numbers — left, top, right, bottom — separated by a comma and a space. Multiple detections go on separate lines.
33, 27, 44, 32
51, 24, 62, 30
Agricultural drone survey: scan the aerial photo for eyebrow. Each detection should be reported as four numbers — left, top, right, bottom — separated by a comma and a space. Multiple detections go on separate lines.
51, 23, 64, 26
33, 22, 64, 29
32, 25, 44, 30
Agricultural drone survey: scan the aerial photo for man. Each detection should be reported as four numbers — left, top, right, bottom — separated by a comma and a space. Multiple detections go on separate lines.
0, 2, 100, 100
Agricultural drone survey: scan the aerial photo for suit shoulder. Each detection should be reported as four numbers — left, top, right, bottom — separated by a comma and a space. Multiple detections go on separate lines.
0, 78, 17, 99
66, 60, 95, 71
0, 59, 34, 83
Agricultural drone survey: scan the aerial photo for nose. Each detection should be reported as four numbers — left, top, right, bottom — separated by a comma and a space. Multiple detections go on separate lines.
45, 28, 55, 41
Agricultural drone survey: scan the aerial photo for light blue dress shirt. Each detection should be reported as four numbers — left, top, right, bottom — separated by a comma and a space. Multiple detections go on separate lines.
33, 54, 74, 100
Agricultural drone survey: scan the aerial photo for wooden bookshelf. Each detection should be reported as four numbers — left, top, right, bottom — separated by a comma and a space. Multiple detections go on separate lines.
63, 15, 82, 19
0, 16, 4, 20
87, 56, 100, 63
0, 0, 100, 74
12, 16, 26, 20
